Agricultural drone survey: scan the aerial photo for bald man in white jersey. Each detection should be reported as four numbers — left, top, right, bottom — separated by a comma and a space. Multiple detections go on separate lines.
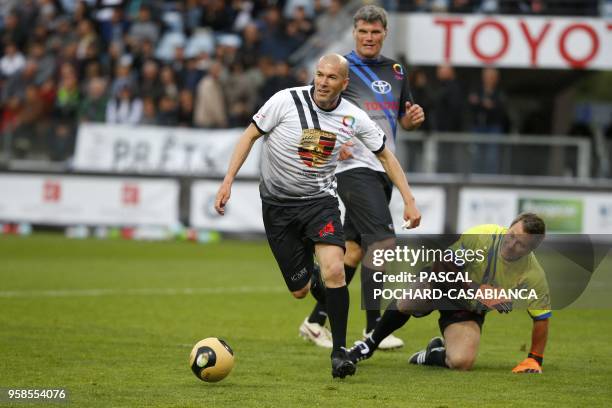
215, 54, 421, 378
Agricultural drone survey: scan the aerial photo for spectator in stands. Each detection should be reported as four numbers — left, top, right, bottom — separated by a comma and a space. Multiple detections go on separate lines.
157, 93, 179, 127
410, 68, 434, 133
258, 60, 300, 107
468, 67, 508, 173
131, 39, 156, 74
50, 63, 80, 161
232, 0, 255, 32
38, 78, 57, 119
79, 77, 108, 123
277, 19, 307, 60
258, 7, 286, 60
128, 6, 160, 48
106, 82, 143, 125
139, 60, 162, 101
1, 12, 28, 50
239, 23, 261, 69
469, 67, 507, 133
1, 59, 38, 104
201, 0, 236, 32
14, 0, 38, 30
184, 0, 203, 34
159, 65, 179, 99
13, 85, 44, 157
431, 64, 466, 173
0, 42, 26, 78
292, 6, 315, 38
140, 97, 158, 126
181, 56, 203, 92
432, 64, 464, 132
224, 62, 256, 127
49, 16, 78, 49
194, 61, 227, 128
1, 96, 22, 151
30, 23, 50, 47
177, 89, 195, 127
244, 56, 272, 103
110, 57, 137, 98
76, 19, 99, 62
171, 46, 187, 79
316, 0, 348, 36
28, 42, 56, 85
59, 38, 80, 71
99, 7, 128, 48
215, 36, 241, 68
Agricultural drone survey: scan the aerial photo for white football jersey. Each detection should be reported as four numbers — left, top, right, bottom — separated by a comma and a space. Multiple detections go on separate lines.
252, 85, 385, 204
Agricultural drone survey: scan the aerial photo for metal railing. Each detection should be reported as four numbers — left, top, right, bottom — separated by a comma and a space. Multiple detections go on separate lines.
396, 131, 595, 179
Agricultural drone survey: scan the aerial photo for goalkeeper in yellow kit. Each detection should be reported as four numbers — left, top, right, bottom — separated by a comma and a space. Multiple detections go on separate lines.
347, 213, 550, 374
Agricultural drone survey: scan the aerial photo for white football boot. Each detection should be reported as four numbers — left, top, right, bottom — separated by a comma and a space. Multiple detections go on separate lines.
299, 317, 333, 348
363, 329, 404, 350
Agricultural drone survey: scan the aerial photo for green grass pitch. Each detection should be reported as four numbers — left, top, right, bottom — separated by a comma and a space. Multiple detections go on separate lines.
1, 235, 611, 407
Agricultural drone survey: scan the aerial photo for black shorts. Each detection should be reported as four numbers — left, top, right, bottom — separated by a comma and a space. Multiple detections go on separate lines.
262, 196, 345, 292
336, 167, 395, 247
438, 310, 486, 334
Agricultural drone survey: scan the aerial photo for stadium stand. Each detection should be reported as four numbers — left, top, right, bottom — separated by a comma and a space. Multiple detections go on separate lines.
0, 0, 610, 179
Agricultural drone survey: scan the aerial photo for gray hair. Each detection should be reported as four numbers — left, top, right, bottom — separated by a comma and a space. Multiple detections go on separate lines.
353, 5, 388, 30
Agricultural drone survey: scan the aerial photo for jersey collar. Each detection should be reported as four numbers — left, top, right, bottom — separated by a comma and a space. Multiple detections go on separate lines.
349, 50, 382, 65
309, 85, 342, 112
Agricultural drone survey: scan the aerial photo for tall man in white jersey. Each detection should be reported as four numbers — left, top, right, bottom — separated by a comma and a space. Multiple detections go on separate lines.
215, 54, 421, 378
300, 5, 426, 350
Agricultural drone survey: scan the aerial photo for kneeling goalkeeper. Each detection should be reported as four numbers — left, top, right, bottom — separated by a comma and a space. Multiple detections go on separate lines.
348, 213, 550, 374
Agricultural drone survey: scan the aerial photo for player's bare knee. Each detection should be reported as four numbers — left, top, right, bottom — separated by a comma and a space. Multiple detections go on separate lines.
322, 262, 346, 287
344, 241, 362, 266
291, 286, 309, 299
446, 354, 476, 371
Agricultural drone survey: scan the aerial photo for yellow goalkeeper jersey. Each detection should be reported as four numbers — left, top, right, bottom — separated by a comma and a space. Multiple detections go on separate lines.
453, 224, 552, 320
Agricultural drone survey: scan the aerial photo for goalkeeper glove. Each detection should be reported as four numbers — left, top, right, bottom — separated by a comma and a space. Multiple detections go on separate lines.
512, 353, 543, 373
476, 284, 513, 314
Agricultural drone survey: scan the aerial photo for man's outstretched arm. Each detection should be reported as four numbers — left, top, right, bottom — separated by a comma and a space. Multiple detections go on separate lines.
513, 318, 549, 373
215, 123, 264, 215
375, 146, 421, 228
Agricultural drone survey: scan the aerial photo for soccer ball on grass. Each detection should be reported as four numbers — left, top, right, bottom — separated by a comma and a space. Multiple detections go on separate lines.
189, 337, 234, 382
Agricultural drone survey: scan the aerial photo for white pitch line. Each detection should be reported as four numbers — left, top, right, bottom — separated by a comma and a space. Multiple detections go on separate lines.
0, 286, 286, 299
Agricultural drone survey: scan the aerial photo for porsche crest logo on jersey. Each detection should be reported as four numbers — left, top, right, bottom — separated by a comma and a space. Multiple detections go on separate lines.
298, 129, 337, 167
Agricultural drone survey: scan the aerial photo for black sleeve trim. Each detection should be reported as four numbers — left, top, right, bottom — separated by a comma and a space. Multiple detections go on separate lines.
372, 135, 387, 155
251, 119, 267, 135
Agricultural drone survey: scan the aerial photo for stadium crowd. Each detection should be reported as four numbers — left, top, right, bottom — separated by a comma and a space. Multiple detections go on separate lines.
0, 0, 348, 160
0, 0, 609, 170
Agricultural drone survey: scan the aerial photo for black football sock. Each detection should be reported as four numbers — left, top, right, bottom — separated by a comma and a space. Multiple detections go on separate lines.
361, 265, 383, 332
344, 264, 357, 285
307, 302, 327, 326
326, 285, 349, 353
426, 347, 448, 368
308, 264, 356, 326
366, 310, 381, 333
370, 301, 410, 348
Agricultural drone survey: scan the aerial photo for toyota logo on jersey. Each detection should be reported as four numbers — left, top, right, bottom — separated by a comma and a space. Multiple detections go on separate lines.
371, 80, 392, 94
